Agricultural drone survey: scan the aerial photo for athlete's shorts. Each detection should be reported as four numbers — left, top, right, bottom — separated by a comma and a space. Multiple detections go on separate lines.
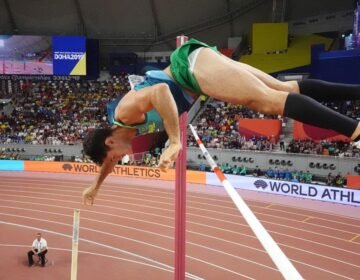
170, 38, 219, 94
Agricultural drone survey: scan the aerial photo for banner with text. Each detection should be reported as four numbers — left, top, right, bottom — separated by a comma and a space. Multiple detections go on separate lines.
0, 35, 86, 76
24, 161, 206, 184
52, 36, 86, 75
206, 173, 360, 206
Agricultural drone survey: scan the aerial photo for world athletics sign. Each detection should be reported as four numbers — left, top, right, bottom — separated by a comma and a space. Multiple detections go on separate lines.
206, 174, 360, 206
254, 179, 360, 205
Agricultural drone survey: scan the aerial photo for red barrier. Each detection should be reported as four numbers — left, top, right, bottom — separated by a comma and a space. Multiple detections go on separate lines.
293, 121, 351, 141
238, 119, 282, 140
347, 176, 360, 189
131, 131, 167, 153
219, 48, 234, 57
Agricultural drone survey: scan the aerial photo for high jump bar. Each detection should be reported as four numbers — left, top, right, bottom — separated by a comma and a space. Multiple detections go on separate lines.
189, 124, 303, 280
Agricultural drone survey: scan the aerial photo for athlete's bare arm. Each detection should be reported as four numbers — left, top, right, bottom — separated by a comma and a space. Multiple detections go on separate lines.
82, 157, 118, 205
82, 83, 181, 205
118, 83, 182, 171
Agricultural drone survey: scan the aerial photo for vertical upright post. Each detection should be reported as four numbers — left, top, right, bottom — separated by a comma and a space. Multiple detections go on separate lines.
174, 35, 188, 280
71, 209, 80, 280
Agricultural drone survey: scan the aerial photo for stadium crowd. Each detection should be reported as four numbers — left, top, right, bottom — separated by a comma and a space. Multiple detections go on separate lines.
265, 167, 313, 183
121, 148, 162, 167
287, 139, 360, 158
196, 162, 348, 187
0, 74, 130, 145
1, 77, 358, 157
189, 99, 359, 157
323, 100, 360, 120
187, 100, 275, 151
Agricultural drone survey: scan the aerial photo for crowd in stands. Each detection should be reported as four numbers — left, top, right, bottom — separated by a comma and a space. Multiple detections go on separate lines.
1, 76, 358, 152
323, 100, 360, 120
188, 101, 275, 151
287, 139, 359, 157
198, 162, 350, 187
0, 151, 20, 160
265, 167, 313, 183
326, 172, 348, 187
188, 131, 274, 151
0, 74, 130, 145
122, 148, 162, 167
202, 163, 314, 183
28, 155, 56, 161
219, 163, 247, 175
189, 98, 359, 158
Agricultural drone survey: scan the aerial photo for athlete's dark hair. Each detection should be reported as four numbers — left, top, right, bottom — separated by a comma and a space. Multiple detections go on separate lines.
83, 128, 113, 165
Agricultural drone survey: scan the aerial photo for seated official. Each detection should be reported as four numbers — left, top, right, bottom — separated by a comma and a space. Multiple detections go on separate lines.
28, 233, 48, 267
266, 167, 274, 178
252, 166, 261, 177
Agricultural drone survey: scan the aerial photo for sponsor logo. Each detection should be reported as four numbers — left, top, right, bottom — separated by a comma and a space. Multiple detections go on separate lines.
62, 163, 73, 171
61, 163, 161, 178
267, 181, 318, 197
254, 180, 268, 189
253, 179, 360, 204
54, 52, 84, 60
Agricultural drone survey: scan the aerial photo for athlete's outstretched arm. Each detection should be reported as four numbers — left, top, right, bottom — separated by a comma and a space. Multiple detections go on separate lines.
82, 157, 117, 205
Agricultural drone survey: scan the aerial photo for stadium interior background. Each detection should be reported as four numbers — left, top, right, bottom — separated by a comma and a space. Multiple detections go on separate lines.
1, 0, 360, 189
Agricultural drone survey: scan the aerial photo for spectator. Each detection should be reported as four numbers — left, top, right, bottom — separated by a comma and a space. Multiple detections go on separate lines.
28, 233, 48, 267
298, 170, 305, 182
266, 167, 274, 178
291, 170, 299, 182
304, 170, 313, 183
327, 173, 334, 186
253, 166, 261, 177
198, 164, 206, 171
284, 169, 292, 181
239, 165, 247, 176
335, 173, 345, 187
200, 94, 206, 107
280, 140, 285, 151
278, 168, 285, 180
274, 167, 280, 180
232, 165, 241, 175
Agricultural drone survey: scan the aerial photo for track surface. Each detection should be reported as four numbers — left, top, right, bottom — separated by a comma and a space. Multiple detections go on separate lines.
0, 171, 359, 280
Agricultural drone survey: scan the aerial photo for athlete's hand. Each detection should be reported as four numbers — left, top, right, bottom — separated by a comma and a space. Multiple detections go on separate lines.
159, 143, 182, 172
82, 185, 99, 206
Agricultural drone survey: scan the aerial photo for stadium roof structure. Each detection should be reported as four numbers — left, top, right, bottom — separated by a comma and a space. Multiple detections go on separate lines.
0, 0, 355, 53
0, 0, 266, 51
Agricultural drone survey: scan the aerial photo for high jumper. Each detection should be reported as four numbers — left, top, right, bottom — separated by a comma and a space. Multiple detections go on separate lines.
82, 38, 360, 205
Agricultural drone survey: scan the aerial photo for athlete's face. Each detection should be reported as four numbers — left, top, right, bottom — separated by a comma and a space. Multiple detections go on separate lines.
104, 132, 132, 163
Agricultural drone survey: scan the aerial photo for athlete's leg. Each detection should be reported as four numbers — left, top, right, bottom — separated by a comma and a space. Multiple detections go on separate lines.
298, 79, 360, 101
193, 48, 360, 141
222, 55, 300, 93
225, 56, 360, 102
193, 48, 288, 115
